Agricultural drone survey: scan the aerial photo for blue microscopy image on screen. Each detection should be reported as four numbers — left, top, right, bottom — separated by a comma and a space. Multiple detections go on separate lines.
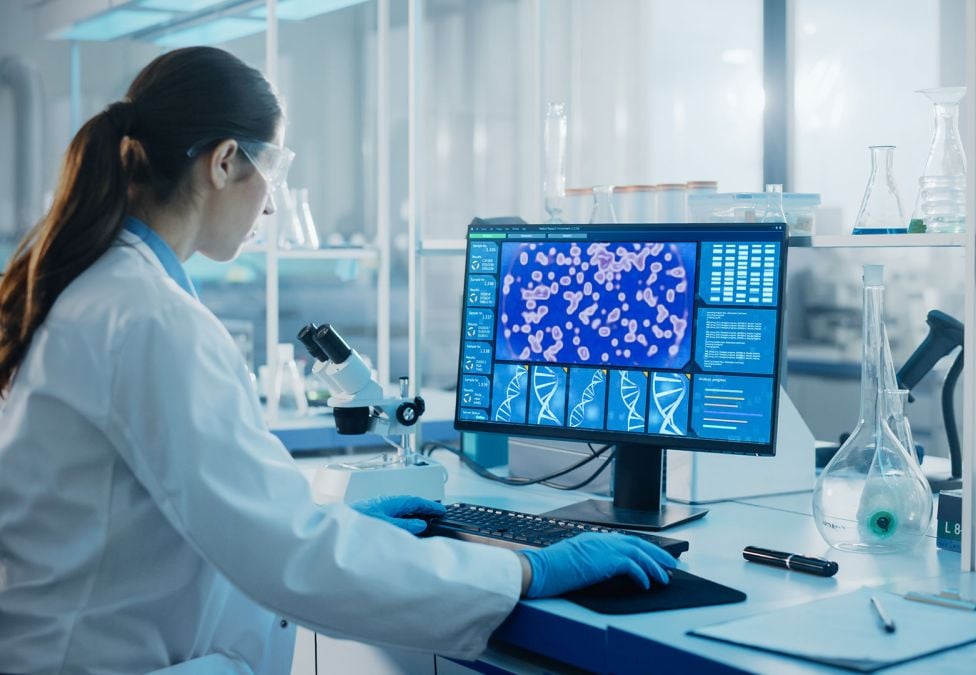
493, 240, 695, 370
464, 308, 494, 341
691, 374, 773, 444
490, 364, 528, 424
528, 365, 567, 427
606, 370, 648, 433
466, 275, 497, 307
462, 342, 493, 374
646, 371, 690, 436
567, 368, 607, 430
469, 241, 499, 274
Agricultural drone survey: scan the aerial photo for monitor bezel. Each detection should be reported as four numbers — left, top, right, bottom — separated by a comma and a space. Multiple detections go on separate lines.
453, 221, 789, 457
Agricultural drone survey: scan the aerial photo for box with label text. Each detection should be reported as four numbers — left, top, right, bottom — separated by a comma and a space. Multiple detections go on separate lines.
937, 489, 962, 553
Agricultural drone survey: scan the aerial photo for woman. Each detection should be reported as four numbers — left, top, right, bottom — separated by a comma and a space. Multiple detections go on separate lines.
0, 47, 675, 673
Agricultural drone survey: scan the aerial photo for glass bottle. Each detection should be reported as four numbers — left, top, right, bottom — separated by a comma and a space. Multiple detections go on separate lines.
763, 183, 787, 223
852, 146, 906, 234
914, 87, 967, 233
543, 102, 568, 224
812, 265, 932, 553
589, 185, 618, 224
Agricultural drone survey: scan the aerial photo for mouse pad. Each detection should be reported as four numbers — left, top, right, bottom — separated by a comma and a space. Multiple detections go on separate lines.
563, 569, 746, 615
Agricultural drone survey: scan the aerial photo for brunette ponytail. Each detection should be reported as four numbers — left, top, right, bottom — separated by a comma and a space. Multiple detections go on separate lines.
0, 47, 282, 395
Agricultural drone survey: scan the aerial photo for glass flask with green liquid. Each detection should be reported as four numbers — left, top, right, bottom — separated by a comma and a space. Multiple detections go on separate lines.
851, 146, 907, 235
812, 265, 932, 552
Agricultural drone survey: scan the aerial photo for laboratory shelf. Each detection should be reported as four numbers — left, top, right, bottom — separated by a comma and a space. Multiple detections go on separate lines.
418, 238, 466, 255
788, 233, 966, 248
277, 247, 378, 261
239, 244, 377, 259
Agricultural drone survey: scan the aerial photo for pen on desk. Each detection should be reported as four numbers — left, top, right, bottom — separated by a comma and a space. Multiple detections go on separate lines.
870, 595, 896, 633
742, 546, 839, 577
904, 591, 976, 612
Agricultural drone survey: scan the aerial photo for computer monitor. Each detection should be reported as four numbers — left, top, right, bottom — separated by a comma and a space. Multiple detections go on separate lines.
454, 221, 788, 530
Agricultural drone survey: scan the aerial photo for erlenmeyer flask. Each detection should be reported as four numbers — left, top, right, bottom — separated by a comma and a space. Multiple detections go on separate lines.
812, 265, 932, 553
277, 184, 306, 250
589, 185, 618, 224
914, 87, 967, 233
852, 146, 906, 234
543, 102, 568, 224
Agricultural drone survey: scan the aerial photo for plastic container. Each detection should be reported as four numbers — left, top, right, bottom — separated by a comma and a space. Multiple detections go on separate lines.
564, 187, 592, 224
688, 192, 821, 234
614, 185, 656, 223
656, 183, 687, 222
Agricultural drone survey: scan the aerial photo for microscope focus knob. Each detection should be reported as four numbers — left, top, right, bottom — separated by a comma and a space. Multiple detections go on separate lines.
395, 397, 426, 426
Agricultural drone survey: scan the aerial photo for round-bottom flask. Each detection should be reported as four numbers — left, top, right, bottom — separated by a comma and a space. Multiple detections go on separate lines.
812, 265, 932, 553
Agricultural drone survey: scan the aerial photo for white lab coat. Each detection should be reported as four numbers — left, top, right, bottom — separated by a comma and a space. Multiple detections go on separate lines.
0, 231, 522, 674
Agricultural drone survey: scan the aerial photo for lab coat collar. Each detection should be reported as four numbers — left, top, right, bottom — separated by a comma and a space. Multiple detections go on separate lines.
122, 216, 199, 299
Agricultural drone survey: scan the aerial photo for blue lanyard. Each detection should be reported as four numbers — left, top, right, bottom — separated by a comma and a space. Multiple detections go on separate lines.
122, 216, 198, 299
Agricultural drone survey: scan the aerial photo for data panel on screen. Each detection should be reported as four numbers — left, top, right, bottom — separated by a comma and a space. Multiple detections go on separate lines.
456, 224, 787, 453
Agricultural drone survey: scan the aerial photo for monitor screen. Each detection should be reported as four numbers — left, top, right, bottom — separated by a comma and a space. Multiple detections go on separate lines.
454, 222, 788, 457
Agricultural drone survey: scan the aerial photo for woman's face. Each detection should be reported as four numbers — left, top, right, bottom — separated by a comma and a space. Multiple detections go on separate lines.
197, 128, 282, 262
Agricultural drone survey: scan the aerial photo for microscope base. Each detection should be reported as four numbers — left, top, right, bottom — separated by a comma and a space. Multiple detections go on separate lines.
312, 457, 447, 503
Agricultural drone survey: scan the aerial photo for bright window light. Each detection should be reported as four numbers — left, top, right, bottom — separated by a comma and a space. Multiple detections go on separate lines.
56, 9, 175, 41
154, 17, 265, 47
140, 0, 230, 11
251, 0, 367, 21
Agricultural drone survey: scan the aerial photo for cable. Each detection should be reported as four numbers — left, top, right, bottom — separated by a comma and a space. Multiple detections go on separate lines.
421, 440, 614, 489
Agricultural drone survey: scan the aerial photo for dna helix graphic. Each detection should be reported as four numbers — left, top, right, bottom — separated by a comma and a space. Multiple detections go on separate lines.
532, 366, 562, 425
619, 371, 645, 432
493, 365, 527, 422
569, 369, 605, 428
651, 372, 687, 435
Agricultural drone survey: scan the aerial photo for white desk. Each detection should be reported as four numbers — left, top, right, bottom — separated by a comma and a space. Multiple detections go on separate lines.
295, 453, 975, 674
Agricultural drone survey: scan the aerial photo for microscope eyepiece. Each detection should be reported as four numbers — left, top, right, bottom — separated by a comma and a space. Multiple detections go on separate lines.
313, 325, 353, 365
297, 324, 328, 362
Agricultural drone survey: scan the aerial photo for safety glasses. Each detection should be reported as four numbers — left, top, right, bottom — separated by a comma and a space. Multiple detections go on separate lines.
236, 139, 295, 193
187, 137, 295, 193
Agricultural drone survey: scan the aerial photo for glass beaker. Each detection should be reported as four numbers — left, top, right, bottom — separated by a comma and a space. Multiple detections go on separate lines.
852, 146, 906, 234
589, 185, 618, 224
543, 102, 568, 224
812, 264, 932, 553
914, 87, 967, 233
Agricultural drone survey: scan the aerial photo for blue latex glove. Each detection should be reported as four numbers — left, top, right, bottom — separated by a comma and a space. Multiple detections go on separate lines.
349, 495, 446, 534
520, 532, 678, 598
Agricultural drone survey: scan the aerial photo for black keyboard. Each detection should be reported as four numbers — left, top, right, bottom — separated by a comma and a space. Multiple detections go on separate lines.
423, 503, 688, 557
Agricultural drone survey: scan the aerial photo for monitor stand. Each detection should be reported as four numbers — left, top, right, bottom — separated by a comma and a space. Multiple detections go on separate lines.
540, 443, 708, 531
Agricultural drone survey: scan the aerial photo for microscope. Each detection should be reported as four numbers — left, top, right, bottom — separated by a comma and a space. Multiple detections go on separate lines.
896, 310, 964, 492
297, 323, 446, 503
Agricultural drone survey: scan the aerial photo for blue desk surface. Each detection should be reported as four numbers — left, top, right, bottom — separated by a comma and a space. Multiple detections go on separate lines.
295, 454, 975, 674
452, 456, 973, 674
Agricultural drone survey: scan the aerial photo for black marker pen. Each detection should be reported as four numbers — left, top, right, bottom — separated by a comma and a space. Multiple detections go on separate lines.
743, 546, 839, 577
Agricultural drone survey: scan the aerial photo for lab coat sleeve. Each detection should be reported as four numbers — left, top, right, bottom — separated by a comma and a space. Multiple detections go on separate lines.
103, 298, 522, 660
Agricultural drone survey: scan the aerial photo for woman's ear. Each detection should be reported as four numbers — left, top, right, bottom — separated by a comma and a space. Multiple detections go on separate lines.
207, 139, 239, 190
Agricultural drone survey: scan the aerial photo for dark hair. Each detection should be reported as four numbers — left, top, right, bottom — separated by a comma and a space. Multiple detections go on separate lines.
0, 46, 282, 395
